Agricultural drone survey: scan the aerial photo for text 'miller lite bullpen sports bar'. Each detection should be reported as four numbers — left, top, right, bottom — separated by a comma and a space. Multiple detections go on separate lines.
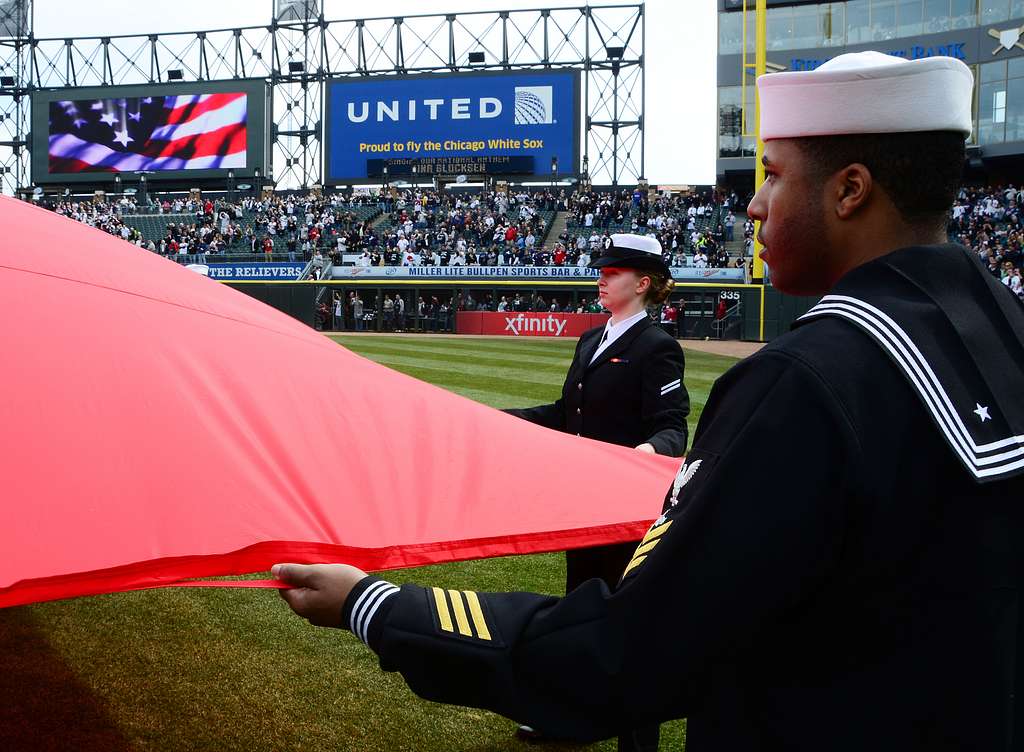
716, 0, 1024, 189
30, 79, 271, 185
323, 70, 580, 183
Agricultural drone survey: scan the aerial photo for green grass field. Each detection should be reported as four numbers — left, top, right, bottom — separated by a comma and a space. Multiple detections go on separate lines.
0, 336, 739, 752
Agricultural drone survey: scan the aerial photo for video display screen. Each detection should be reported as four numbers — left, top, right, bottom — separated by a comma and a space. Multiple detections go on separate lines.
32, 80, 268, 184
47, 93, 247, 173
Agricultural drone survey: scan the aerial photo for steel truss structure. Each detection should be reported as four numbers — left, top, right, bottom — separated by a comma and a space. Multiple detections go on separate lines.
0, 2, 644, 193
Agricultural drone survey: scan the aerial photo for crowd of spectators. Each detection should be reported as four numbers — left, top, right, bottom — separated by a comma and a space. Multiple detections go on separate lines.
350, 187, 559, 267
36, 185, 749, 272
559, 186, 747, 270
949, 184, 1024, 299
46, 196, 146, 246
35, 182, 1024, 300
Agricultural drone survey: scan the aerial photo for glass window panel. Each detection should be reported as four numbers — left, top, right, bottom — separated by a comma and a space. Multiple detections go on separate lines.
1009, 57, 1024, 78
950, 0, 978, 28
979, 80, 1007, 143
792, 4, 823, 49
871, 0, 898, 41
718, 87, 743, 158
981, 0, 1010, 24
1013, 0, 1024, 18
719, 11, 743, 55
923, 0, 951, 32
766, 6, 794, 50
1005, 76, 1024, 141
897, 0, 924, 36
822, 3, 846, 46
982, 60, 1007, 83
730, 10, 757, 54
847, 0, 872, 44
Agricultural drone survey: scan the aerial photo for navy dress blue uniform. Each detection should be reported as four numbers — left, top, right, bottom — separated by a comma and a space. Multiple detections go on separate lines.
506, 316, 690, 590
338, 244, 1024, 751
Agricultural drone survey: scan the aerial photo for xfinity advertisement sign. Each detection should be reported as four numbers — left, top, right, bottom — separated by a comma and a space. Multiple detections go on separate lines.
325, 70, 580, 182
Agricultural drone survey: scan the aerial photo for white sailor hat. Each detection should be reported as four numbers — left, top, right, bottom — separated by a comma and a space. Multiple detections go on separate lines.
588, 233, 669, 275
757, 51, 974, 141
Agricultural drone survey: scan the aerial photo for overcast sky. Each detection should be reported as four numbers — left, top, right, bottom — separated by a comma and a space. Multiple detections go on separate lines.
34, 0, 716, 184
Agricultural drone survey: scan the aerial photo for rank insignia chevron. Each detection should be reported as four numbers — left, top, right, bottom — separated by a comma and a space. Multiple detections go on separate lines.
621, 518, 674, 580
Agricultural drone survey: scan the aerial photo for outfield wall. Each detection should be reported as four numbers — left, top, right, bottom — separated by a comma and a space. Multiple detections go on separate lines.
225, 280, 819, 341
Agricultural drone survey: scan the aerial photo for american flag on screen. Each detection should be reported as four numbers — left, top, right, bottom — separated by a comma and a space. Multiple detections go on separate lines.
48, 93, 248, 173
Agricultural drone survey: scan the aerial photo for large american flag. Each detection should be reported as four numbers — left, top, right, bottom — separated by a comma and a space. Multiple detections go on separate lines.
48, 93, 248, 173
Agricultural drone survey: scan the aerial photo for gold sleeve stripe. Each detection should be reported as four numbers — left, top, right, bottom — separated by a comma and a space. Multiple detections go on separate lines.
447, 589, 473, 636
622, 554, 647, 578
632, 538, 661, 559
462, 591, 492, 641
641, 520, 673, 546
432, 587, 454, 633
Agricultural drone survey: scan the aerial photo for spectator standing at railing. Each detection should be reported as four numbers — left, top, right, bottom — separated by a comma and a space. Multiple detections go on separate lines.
351, 293, 364, 332
394, 294, 406, 331
331, 292, 343, 332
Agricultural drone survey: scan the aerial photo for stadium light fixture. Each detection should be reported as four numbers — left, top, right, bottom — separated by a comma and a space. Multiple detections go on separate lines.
605, 46, 624, 59
167, 69, 183, 81
288, 61, 304, 74
0, 76, 14, 87
468, 51, 485, 64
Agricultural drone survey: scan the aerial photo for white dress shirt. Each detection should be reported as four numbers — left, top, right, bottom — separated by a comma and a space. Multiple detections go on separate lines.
590, 309, 649, 364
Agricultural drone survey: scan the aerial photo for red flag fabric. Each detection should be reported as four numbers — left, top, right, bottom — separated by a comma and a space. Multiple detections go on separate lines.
0, 197, 680, 608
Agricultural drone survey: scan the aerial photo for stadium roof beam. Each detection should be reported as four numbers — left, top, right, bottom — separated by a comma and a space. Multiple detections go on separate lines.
0, 2, 644, 192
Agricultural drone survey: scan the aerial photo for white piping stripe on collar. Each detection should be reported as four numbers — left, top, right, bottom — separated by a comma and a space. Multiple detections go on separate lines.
809, 295, 1024, 456
800, 295, 1024, 479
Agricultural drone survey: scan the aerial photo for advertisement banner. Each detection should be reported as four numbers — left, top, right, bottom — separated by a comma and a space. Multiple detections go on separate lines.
457, 312, 610, 337
324, 70, 579, 181
205, 263, 305, 280
331, 265, 745, 281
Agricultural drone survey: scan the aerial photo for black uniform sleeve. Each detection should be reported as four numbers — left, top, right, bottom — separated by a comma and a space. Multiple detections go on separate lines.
639, 335, 689, 456
502, 335, 584, 430
348, 350, 863, 741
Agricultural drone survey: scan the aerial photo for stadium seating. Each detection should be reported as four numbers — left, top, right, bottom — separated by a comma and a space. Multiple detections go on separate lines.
31, 184, 1023, 295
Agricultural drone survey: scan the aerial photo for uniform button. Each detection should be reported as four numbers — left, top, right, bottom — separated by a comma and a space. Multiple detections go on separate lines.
577, 382, 582, 390
576, 432, 581, 436
576, 408, 581, 414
